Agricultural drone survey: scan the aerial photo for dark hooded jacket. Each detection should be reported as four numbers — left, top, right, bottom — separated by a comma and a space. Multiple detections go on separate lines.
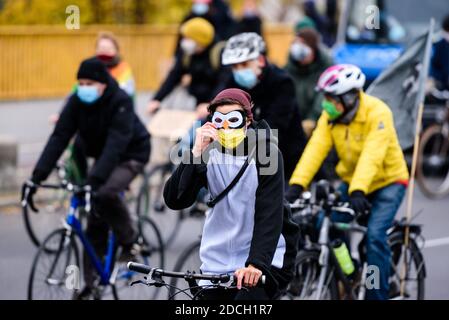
163, 120, 299, 296
32, 75, 150, 185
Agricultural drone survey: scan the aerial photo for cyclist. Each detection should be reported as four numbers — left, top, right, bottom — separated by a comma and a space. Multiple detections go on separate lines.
163, 88, 298, 300
285, 64, 409, 300
48, 32, 137, 184
27, 57, 151, 299
220, 32, 307, 181
147, 17, 230, 120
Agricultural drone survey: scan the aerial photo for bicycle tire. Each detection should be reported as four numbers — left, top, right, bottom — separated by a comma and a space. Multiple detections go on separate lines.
417, 124, 449, 198
23, 171, 69, 248
28, 228, 80, 300
282, 250, 339, 300
136, 164, 183, 248
388, 232, 425, 300
167, 239, 202, 300
139, 216, 165, 269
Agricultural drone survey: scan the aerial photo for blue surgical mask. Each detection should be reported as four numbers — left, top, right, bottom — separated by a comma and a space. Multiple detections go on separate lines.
290, 42, 312, 62
233, 68, 258, 89
192, 3, 209, 15
77, 85, 100, 104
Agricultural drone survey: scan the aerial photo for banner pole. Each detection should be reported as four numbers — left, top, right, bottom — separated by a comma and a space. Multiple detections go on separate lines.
400, 102, 424, 297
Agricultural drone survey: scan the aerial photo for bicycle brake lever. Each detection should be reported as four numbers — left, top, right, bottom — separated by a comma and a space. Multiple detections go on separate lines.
130, 280, 147, 287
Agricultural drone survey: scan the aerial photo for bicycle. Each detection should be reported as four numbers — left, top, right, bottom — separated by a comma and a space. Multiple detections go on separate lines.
22, 156, 145, 249
24, 181, 164, 300
127, 262, 266, 300
284, 181, 426, 300
417, 88, 449, 198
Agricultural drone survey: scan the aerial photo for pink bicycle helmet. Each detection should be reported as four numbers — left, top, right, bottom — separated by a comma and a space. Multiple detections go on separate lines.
317, 64, 366, 96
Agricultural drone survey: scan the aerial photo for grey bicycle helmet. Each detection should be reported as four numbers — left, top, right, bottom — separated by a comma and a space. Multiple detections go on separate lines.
221, 32, 266, 66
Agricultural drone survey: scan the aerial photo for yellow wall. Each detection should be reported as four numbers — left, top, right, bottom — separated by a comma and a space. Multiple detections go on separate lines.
0, 24, 294, 100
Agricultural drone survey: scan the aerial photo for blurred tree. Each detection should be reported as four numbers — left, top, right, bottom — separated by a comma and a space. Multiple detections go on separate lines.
0, 0, 249, 25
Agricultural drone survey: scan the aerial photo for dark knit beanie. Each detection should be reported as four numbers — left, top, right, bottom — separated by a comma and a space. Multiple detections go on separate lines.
209, 88, 254, 121
77, 57, 109, 83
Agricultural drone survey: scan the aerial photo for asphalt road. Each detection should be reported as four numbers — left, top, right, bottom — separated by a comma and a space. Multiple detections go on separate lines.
1, 94, 448, 300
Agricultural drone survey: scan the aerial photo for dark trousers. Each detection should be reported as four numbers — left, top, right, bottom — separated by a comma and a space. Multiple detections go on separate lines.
337, 182, 406, 300
83, 160, 144, 288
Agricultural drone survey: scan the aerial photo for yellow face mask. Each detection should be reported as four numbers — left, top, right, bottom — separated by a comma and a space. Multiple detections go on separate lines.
217, 128, 246, 149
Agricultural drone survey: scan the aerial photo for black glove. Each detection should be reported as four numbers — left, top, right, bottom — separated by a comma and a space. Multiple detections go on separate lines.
286, 184, 304, 203
349, 190, 371, 215
22, 179, 38, 212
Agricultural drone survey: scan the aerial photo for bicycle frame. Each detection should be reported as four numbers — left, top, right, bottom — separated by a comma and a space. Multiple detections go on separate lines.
65, 195, 116, 286
314, 208, 367, 300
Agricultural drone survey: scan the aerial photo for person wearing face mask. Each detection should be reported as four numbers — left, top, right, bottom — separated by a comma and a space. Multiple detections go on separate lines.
286, 64, 409, 300
430, 14, 449, 91
220, 32, 307, 181
177, 0, 236, 47
95, 31, 136, 97
26, 57, 151, 299
285, 27, 333, 137
48, 32, 135, 125
147, 17, 230, 120
163, 88, 299, 300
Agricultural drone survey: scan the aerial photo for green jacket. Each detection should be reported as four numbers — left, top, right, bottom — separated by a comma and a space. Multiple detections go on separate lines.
284, 49, 333, 121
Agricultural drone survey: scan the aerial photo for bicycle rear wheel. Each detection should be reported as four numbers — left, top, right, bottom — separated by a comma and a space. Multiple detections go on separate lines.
388, 233, 425, 300
281, 250, 339, 300
136, 165, 183, 248
417, 124, 449, 198
111, 217, 165, 300
28, 228, 80, 300
168, 239, 202, 300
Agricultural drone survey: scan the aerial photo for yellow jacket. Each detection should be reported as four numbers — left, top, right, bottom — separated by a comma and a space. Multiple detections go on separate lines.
289, 92, 409, 194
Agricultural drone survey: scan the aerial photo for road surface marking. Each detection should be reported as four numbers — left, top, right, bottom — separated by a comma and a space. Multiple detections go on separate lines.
424, 236, 449, 248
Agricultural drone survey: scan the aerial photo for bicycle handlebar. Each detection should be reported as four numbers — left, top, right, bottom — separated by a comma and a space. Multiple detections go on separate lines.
290, 198, 357, 217
21, 180, 92, 213
127, 262, 266, 285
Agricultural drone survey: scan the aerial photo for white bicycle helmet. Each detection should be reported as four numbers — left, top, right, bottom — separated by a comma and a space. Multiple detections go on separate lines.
317, 64, 366, 95
221, 32, 266, 66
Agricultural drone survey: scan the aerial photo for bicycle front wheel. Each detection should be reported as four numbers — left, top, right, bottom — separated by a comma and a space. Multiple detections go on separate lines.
417, 124, 449, 198
281, 250, 339, 300
28, 228, 80, 300
168, 239, 202, 300
388, 232, 426, 300
23, 174, 69, 248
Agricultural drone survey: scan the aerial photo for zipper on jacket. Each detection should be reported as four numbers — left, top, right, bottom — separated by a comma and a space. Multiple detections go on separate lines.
345, 127, 351, 164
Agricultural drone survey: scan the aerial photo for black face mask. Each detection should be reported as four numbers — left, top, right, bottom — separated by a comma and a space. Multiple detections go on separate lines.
96, 54, 120, 68
336, 90, 360, 124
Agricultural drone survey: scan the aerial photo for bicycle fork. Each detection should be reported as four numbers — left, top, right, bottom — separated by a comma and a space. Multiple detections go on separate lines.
315, 216, 330, 300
